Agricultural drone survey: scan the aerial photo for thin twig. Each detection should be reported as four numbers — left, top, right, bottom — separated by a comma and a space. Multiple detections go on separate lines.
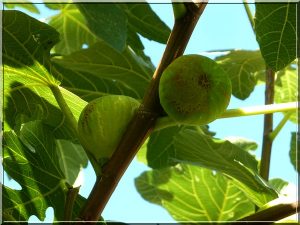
269, 111, 293, 141
77, 2, 208, 222
243, 0, 255, 32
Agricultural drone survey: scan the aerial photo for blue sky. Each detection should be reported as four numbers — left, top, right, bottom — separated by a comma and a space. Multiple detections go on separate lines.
3, 3, 297, 223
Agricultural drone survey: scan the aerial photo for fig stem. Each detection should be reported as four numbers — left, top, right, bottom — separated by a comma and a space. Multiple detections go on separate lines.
64, 186, 80, 221
243, 0, 255, 32
153, 102, 297, 131
260, 68, 275, 181
49, 85, 78, 136
268, 111, 293, 141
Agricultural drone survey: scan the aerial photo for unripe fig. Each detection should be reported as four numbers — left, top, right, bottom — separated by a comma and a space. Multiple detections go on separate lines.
159, 54, 232, 125
78, 95, 140, 164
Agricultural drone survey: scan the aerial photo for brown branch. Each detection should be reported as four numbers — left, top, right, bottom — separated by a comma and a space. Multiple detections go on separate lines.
64, 186, 80, 222
77, 3, 208, 222
260, 68, 275, 180
238, 201, 299, 223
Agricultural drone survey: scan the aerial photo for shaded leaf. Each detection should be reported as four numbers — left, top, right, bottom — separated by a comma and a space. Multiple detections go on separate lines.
254, 3, 297, 71
77, 3, 127, 52
3, 121, 85, 221
135, 164, 254, 222
147, 126, 182, 169
216, 50, 265, 99
274, 66, 297, 123
122, 2, 171, 44
147, 126, 214, 169
52, 41, 152, 100
173, 128, 277, 206
289, 132, 299, 173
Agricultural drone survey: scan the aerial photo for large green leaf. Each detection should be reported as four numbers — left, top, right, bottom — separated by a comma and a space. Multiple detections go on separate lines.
274, 66, 297, 123
77, 4, 127, 52
173, 128, 277, 206
254, 3, 297, 71
47, 4, 98, 55
121, 2, 171, 44
135, 164, 254, 222
3, 121, 85, 221
289, 132, 299, 173
52, 41, 153, 100
216, 50, 265, 99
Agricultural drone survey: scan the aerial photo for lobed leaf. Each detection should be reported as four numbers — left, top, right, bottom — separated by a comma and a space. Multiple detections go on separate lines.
254, 3, 297, 71
3, 121, 86, 221
135, 164, 255, 222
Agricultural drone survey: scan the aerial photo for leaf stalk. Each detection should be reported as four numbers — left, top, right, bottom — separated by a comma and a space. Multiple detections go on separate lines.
154, 102, 297, 131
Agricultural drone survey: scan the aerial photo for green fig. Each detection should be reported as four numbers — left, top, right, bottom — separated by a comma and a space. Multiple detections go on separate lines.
78, 95, 140, 165
159, 54, 232, 125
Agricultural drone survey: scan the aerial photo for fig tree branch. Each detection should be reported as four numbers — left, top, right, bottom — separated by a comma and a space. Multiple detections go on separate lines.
77, 2, 208, 222
260, 68, 275, 181
238, 201, 299, 223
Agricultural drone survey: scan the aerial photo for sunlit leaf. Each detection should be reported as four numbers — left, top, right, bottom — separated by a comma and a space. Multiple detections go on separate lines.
254, 3, 297, 71
274, 66, 297, 123
135, 164, 255, 222
3, 10, 87, 138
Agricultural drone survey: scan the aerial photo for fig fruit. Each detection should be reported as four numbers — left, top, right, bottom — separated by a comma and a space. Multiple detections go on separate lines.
78, 95, 140, 164
159, 54, 231, 125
